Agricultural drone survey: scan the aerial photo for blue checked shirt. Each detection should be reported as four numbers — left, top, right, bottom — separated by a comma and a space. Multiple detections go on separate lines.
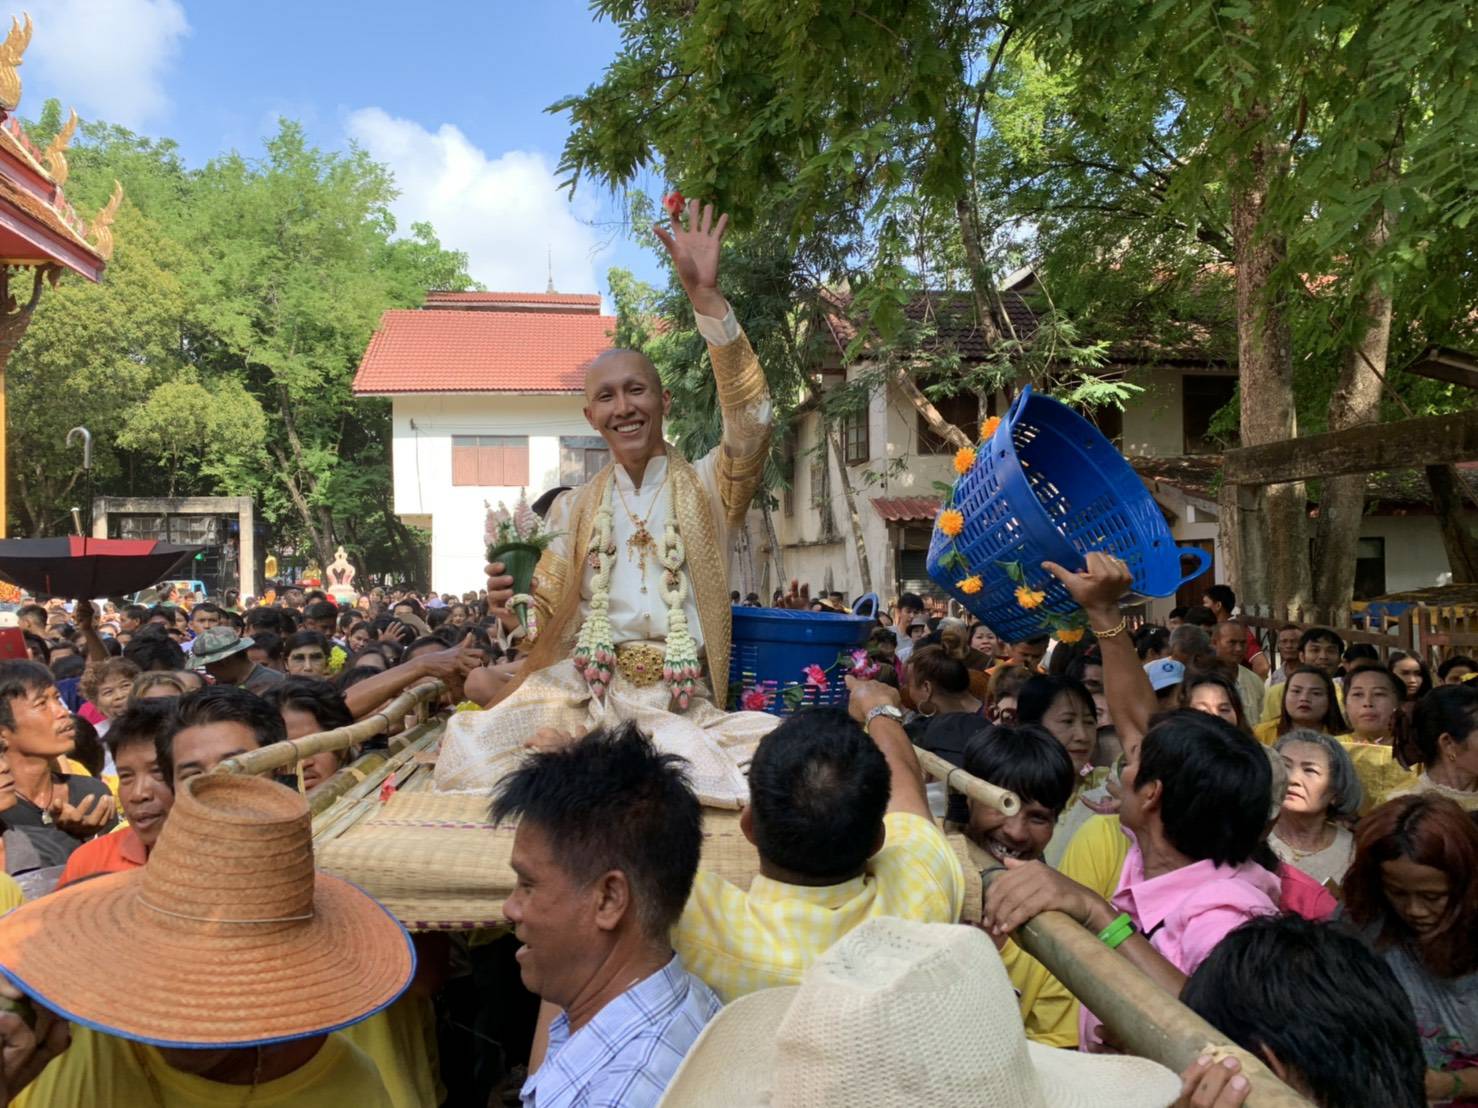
521, 954, 721, 1108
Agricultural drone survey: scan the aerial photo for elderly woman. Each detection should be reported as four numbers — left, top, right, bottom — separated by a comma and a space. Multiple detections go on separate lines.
1269, 729, 1362, 889
1343, 795, 1478, 1105
1391, 683, 1478, 812
1254, 665, 1348, 746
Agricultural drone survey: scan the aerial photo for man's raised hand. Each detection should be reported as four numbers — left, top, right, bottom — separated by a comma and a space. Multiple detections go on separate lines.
1041, 552, 1133, 618
653, 199, 729, 318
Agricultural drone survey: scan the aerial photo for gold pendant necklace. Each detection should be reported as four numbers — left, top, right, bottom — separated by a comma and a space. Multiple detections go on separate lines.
615, 476, 666, 593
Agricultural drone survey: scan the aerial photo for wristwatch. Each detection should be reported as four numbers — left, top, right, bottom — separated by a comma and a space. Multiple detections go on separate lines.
865, 704, 905, 727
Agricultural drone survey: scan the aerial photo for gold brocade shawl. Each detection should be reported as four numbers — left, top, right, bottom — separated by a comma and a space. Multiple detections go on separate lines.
509, 451, 734, 707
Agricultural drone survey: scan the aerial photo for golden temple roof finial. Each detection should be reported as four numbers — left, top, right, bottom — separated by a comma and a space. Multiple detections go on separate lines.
89, 179, 123, 261
0, 13, 32, 112
44, 107, 77, 185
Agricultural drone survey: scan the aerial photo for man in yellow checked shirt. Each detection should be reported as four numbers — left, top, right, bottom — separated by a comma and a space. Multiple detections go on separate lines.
436, 200, 777, 809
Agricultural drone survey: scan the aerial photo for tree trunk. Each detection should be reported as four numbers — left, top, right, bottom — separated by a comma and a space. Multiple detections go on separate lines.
268, 442, 336, 573
955, 197, 1008, 346
760, 501, 786, 596
1426, 465, 1478, 584
1226, 109, 1309, 617
827, 424, 874, 596
893, 365, 971, 450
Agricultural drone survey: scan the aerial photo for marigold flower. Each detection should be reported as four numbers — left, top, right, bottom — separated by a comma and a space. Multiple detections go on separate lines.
1055, 626, 1085, 644
958, 575, 983, 595
953, 447, 977, 475
937, 509, 964, 537
979, 416, 1002, 442
1015, 585, 1047, 609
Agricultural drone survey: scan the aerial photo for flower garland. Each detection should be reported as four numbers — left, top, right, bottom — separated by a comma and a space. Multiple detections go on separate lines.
932, 414, 1088, 645
658, 496, 702, 710
572, 489, 617, 700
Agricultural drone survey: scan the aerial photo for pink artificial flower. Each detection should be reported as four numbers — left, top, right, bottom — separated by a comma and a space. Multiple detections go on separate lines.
741, 689, 770, 712
513, 491, 539, 540
849, 649, 881, 681
804, 664, 829, 691
379, 779, 397, 803
485, 502, 512, 547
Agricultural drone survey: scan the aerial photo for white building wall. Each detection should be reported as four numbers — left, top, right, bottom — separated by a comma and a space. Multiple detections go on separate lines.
1362, 515, 1451, 593
1120, 367, 1184, 458
390, 394, 591, 595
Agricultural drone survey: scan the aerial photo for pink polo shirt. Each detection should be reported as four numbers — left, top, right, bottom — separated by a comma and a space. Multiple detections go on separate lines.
1080, 831, 1281, 1051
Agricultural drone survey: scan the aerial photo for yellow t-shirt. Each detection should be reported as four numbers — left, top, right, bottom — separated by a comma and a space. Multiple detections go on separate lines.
14, 1025, 393, 1107
1335, 735, 1421, 816
1059, 813, 1130, 901
0, 872, 23, 915
673, 811, 965, 1002
1001, 938, 1078, 1048
340, 996, 442, 1108
1262, 680, 1344, 724
1253, 719, 1280, 747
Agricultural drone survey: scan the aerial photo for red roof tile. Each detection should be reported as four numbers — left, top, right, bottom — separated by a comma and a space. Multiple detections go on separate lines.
424, 290, 602, 313
871, 496, 942, 523
353, 307, 616, 395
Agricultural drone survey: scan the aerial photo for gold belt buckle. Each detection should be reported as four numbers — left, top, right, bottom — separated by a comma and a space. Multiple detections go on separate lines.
616, 642, 666, 688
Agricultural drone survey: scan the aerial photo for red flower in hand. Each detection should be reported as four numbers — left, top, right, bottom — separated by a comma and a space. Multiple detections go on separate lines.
741, 688, 771, 712
662, 190, 685, 217
804, 664, 829, 690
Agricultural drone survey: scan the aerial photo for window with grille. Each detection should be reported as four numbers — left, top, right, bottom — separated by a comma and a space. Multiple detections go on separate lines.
841, 408, 869, 465
451, 436, 530, 487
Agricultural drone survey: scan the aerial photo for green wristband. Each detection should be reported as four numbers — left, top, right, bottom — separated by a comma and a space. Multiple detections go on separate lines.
1097, 912, 1136, 950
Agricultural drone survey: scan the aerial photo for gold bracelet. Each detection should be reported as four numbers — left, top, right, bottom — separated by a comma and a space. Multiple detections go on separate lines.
1093, 616, 1129, 640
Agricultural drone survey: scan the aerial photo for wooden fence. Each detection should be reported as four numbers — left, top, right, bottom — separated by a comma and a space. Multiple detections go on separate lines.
1241, 604, 1478, 669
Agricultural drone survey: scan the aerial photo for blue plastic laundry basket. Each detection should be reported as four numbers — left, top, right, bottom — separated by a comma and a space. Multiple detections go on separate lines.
926, 386, 1210, 641
728, 606, 876, 717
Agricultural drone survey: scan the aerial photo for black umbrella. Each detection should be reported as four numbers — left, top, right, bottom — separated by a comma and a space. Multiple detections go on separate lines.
0, 537, 203, 599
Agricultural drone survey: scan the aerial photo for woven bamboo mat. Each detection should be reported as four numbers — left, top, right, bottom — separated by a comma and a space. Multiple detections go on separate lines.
316, 789, 983, 931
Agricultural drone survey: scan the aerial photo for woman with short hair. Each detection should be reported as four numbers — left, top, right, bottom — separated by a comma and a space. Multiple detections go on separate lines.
1269, 729, 1361, 889
1343, 795, 1478, 1104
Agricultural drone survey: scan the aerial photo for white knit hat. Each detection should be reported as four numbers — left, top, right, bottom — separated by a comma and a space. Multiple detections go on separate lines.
660, 918, 1182, 1108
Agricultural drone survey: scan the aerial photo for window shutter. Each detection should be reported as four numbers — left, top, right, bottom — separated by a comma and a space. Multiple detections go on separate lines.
452, 439, 479, 486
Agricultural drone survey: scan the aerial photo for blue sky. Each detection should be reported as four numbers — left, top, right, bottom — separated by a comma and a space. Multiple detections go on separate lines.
18, 0, 669, 296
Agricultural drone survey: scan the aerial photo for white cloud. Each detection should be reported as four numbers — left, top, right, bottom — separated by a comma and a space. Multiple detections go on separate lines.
20, 0, 188, 128
346, 107, 605, 295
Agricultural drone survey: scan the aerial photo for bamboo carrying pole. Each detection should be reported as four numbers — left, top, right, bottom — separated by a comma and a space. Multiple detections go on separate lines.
213, 679, 447, 778
978, 864, 1314, 1107
913, 745, 1021, 815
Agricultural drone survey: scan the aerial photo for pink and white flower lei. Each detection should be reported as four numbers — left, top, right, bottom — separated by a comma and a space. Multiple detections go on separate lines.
657, 492, 701, 710
572, 491, 617, 700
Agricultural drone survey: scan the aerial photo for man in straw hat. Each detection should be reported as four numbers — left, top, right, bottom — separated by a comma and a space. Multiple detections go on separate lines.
438, 200, 778, 810
0, 772, 414, 1105
656, 916, 1185, 1108
491, 723, 720, 1107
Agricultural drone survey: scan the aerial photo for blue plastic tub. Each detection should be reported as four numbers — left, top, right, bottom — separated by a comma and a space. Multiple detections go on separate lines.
927, 386, 1209, 641
728, 606, 876, 717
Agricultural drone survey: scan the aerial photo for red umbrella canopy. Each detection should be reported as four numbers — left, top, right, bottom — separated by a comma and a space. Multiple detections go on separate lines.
0, 537, 202, 599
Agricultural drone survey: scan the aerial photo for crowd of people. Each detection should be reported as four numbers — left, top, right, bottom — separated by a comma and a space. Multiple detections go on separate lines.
0, 563, 1467, 1105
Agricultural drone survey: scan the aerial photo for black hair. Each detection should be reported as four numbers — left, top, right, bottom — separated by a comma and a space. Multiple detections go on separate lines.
1437, 655, 1477, 680
68, 714, 105, 776
1017, 675, 1094, 728
391, 597, 425, 620
961, 724, 1074, 816
1204, 584, 1236, 611
335, 665, 385, 693
1299, 627, 1345, 655
51, 655, 85, 680
898, 592, 924, 614
1344, 643, 1380, 665
0, 660, 55, 730
1412, 683, 1478, 766
1012, 633, 1051, 648
303, 599, 339, 624
283, 630, 330, 655
1180, 915, 1426, 1108
264, 676, 354, 733
156, 685, 287, 787
250, 630, 285, 663
16, 603, 47, 625
103, 637, 124, 657
1135, 710, 1270, 866
1134, 626, 1170, 661
244, 607, 287, 636
1386, 651, 1433, 702
121, 604, 149, 624
189, 602, 222, 621
426, 607, 451, 630
490, 723, 701, 938
403, 635, 445, 660
746, 707, 890, 881
1167, 606, 1188, 621
123, 629, 185, 673
108, 699, 176, 758
1181, 605, 1216, 628
530, 486, 570, 519
22, 632, 50, 665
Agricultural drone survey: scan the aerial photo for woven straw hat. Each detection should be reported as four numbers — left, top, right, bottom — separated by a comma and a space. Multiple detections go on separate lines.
660, 918, 1182, 1108
0, 773, 414, 1048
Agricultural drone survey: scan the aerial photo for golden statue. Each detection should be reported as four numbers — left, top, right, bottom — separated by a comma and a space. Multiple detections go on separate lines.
0, 13, 32, 112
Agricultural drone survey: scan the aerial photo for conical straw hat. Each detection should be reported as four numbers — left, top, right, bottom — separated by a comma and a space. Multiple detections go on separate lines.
0, 773, 414, 1048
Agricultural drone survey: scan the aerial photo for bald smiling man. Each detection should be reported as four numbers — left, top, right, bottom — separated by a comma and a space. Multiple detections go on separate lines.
436, 201, 779, 808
